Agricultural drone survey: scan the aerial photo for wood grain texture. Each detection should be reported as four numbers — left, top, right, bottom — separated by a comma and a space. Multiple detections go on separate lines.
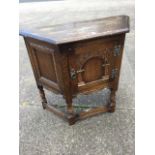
20, 15, 129, 45
20, 16, 129, 125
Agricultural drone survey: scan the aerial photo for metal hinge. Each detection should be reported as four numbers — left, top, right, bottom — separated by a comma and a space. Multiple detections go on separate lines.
114, 45, 121, 56
111, 68, 118, 79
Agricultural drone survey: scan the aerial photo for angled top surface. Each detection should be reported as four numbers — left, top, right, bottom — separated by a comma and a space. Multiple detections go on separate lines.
20, 15, 130, 45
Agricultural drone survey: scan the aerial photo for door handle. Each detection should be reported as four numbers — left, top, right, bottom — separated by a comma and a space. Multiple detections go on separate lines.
70, 68, 85, 80
76, 69, 85, 74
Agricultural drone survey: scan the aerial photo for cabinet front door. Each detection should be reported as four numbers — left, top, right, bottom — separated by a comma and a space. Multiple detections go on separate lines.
69, 35, 125, 95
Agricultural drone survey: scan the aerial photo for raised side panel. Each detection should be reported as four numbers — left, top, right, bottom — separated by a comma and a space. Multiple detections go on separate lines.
34, 49, 57, 82
24, 37, 61, 93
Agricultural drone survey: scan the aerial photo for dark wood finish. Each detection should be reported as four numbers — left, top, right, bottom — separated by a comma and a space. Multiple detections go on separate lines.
38, 85, 47, 109
20, 15, 129, 125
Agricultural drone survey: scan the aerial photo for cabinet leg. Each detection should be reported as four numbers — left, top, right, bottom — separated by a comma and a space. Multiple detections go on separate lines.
64, 96, 79, 125
108, 90, 116, 113
64, 96, 74, 114
38, 85, 47, 109
68, 114, 78, 125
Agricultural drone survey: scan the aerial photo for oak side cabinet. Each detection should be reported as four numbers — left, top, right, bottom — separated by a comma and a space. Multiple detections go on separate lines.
20, 15, 130, 125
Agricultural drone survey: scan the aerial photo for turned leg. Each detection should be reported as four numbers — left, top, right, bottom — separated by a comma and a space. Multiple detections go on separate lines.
64, 95, 78, 125
38, 85, 47, 109
64, 95, 74, 114
108, 89, 116, 112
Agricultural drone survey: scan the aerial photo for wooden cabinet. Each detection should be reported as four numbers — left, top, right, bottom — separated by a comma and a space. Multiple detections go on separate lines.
20, 15, 129, 125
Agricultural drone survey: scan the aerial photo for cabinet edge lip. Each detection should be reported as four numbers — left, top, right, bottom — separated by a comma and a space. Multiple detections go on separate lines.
58, 29, 129, 45
19, 29, 57, 45
19, 15, 130, 45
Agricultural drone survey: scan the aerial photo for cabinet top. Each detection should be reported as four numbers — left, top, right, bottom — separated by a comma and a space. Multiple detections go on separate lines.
20, 15, 129, 45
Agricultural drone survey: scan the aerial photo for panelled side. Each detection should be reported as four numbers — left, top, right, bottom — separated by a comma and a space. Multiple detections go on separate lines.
24, 37, 61, 93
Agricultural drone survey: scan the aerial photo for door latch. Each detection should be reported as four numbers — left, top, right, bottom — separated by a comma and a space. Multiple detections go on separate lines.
70, 68, 85, 80
76, 69, 85, 74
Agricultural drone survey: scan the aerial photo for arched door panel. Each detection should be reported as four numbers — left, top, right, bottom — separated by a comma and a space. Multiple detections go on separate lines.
69, 36, 123, 94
